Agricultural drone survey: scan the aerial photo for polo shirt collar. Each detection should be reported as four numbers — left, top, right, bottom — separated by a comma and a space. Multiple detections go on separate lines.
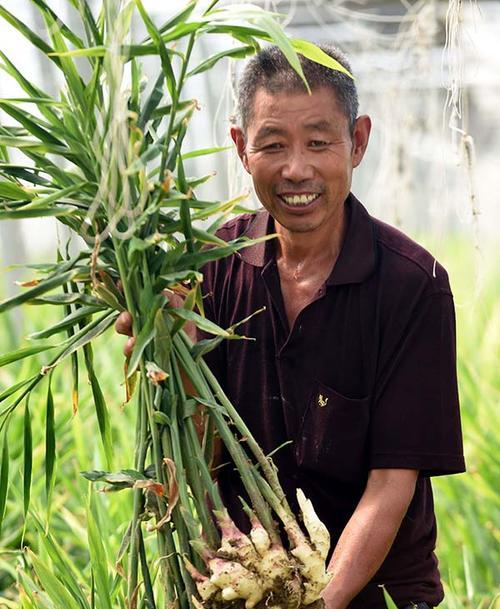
238, 193, 377, 285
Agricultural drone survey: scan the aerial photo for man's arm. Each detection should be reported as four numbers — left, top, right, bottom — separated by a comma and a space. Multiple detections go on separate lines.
321, 468, 418, 609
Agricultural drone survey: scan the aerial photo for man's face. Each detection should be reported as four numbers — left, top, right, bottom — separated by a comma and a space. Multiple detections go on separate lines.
231, 87, 370, 235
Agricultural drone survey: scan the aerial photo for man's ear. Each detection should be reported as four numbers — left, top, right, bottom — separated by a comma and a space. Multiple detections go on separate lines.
351, 115, 371, 168
230, 126, 250, 173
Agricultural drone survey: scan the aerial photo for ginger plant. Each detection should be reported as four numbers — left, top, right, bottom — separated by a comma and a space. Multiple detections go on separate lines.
0, 1, 350, 607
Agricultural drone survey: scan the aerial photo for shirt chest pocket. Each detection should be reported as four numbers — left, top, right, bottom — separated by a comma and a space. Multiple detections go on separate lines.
295, 382, 370, 483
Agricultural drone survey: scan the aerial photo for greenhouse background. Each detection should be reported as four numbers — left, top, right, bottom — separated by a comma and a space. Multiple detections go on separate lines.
1, 1, 499, 272
0, 1, 499, 608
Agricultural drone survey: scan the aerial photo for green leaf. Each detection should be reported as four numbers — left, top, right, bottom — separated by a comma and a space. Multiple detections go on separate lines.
380, 585, 398, 609
154, 308, 172, 372
0, 180, 33, 200
49, 312, 118, 370
45, 373, 56, 504
157, 0, 197, 36
138, 72, 165, 131
0, 163, 51, 186
0, 343, 57, 368
159, 270, 204, 287
28, 305, 103, 340
83, 345, 113, 469
127, 298, 162, 377
187, 45, 254, 77
0, 268, 80, 313
190, 336, 224, 361
27, 182, 88, 207
0, 101, 64, 147
29, 513, 90, 607
29, 0, 85, 50
31, 292, 102, 307
175, 234, 275, 269
0, 206, 77, 220
42, 10, 87, 113
181, 145, 231, 161
0, 50, 60, 126
0, 6, 58, 65
0, 425, 9, 535
0, 376, 38, 405
170, 308, 231, 338
291, 38, 354, 79
87, 496, 113, 609
23, 399, 33, 518
29, 550, 82, 609
134, 0, 176, 100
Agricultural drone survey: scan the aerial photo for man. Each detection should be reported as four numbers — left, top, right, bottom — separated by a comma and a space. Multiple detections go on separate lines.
199, 44, 465, 609
118, 45, 465, 609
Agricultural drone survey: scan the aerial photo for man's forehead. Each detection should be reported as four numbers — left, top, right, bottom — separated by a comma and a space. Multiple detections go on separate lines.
247, 87, 345, 133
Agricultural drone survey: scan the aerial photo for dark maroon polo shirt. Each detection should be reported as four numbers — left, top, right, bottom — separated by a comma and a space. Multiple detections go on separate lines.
200, 194, 465, 609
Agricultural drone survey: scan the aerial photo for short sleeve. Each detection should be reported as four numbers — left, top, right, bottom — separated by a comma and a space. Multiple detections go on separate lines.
369, 292, 465, 476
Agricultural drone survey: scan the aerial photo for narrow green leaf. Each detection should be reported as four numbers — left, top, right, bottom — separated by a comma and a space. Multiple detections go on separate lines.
138, 72, 165, 131
291, 38, 354, 79
0, 6, 58, 65
29, 550, 82, 609
0, 376, 38, 405
0, 135, 70, 155
187, 45, 254, 77
170, 308, 230, 338
175, 234, 276, 269
0, 425, 9, 535
190, 336, 224, 361
154, 308, 172, 372
49, 312, 118, 370
0, 163, 50, 186
27, 182, 88, 207
0, 180, 33, 200
0, 268, 80, 314
87, 496, 113, 609
23, 399, 33, 517
0, 343, 57, 368
29, 306, 103, 341
41, 10, 87, 112
29, 0, 85, 49
30, 292, 102, 307
0, 101, 64, 146
83, 345, 113, 469
127, 300, 162, 377
181, 145, 231, 160
380, 586, 398, 609
157, 0, 197, 36
0, 50, 60, 127
134, 0, 176, 100
29, 513, 91, 608
0, 206, 77, 220
45, 373, 56, 504
159, 270, 204, 286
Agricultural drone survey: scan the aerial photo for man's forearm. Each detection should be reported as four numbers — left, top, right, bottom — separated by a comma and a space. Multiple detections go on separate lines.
321, 469, 418, 609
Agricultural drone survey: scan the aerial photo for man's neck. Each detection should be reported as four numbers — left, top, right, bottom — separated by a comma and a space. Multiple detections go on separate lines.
274, 206, 347, 271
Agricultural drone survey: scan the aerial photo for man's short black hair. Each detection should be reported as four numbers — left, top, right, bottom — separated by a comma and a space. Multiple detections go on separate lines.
236, 43, 359, 135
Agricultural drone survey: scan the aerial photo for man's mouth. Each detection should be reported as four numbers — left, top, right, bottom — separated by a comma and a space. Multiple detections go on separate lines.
278, 193, 321, 207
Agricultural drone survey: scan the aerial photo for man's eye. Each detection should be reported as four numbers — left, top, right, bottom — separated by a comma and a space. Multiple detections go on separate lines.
263, 142, 283, 151
310, 140, 329, 148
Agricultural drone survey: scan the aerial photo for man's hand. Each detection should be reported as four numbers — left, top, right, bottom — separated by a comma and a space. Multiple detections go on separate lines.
321, 468, 418, 609
115, 310, 135, 357
114, 290, 196, 357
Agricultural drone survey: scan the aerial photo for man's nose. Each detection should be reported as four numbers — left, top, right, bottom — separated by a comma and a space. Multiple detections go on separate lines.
280, 149, 314, 182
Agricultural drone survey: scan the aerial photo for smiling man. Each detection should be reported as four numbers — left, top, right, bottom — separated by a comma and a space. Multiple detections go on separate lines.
198, 45, 465, 609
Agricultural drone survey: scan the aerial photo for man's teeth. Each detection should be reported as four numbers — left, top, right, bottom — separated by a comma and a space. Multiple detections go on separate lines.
281, 194, 319, 206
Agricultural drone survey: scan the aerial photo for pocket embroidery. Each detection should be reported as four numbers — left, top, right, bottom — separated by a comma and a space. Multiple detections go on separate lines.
317, 394, 329, 408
